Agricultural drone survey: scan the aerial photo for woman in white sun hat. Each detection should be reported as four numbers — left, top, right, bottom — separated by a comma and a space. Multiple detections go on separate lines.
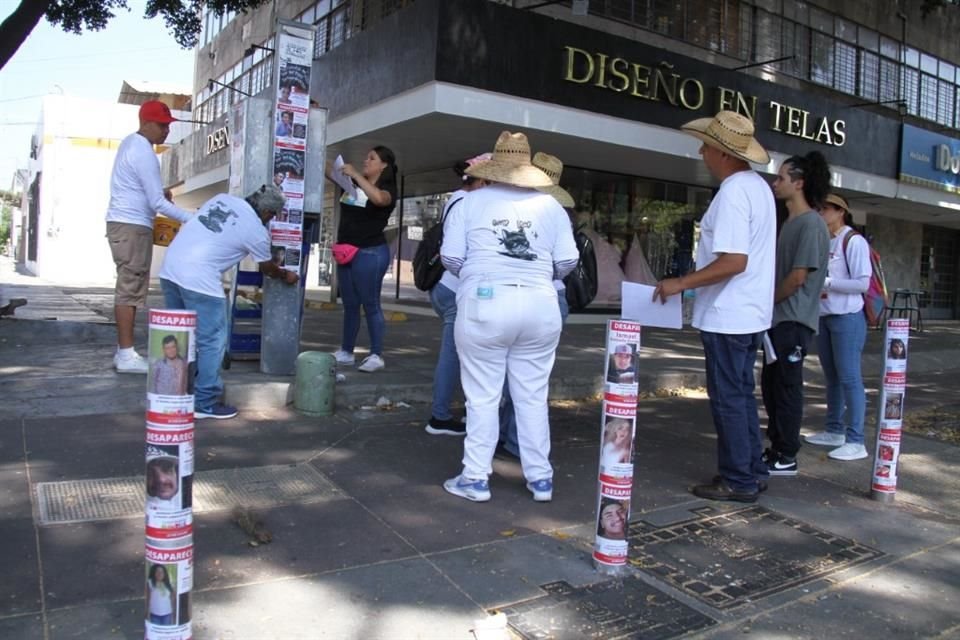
440, 131, 579, 503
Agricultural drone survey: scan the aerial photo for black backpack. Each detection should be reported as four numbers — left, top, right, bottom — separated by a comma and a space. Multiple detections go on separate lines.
563, 224, 598, 311
413, 197, 463, 292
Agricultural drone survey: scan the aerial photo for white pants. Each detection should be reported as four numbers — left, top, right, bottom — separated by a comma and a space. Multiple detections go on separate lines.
455, 283, 562, 482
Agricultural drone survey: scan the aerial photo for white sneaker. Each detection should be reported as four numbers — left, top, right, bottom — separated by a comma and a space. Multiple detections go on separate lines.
804, 431, 845, 447
114, 350, 148, 374
332, 349, 355, 365
357, 354, 384, 372
829, 443, 869, 461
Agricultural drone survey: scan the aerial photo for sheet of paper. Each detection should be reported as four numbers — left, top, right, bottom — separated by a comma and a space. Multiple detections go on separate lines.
331, 155, 357, 199
762, 331, 778, 364
621, 282, 682, 329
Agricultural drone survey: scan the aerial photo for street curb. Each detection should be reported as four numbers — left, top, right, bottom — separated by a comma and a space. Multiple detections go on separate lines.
223, 370, 709, 410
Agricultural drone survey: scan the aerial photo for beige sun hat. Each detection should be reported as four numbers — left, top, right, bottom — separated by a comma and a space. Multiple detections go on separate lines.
465, 131, 553, 188
532, 152, 575, 208
824, 193, 850, 211
680, 110, 770, 165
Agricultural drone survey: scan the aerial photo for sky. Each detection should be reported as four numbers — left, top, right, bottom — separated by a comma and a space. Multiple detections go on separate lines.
0, 0, 196, 190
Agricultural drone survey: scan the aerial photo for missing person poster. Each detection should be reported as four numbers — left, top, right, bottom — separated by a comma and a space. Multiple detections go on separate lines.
147, 310, 195, 419
603, 320, 641, 399
145, 536, 193, 640
594, 319, 642, 573
594, 489, 631, 566
599, 400, 636, 482
271, 21, 315, 273
871, 318, 910, 500
145, 434, 194, 540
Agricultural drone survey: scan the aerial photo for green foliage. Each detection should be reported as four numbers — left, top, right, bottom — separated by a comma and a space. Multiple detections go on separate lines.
0, 205, 12, 252
44, 0, 270, 49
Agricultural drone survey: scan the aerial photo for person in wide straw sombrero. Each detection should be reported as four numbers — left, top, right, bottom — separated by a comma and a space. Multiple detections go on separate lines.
496, 151, 575, 461
439, 132, 579, 504
653, 111, 777, 503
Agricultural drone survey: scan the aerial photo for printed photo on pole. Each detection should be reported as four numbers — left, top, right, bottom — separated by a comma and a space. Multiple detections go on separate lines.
594, 319, 642, 573
870, 318, 910, 502
886, 337, 907, 362
147, 311, 196, 418
872, 428, 901, 493
148, 331, 191, 396
600, 413, 635, 479
603, 320, 642, 399
883, 392, 904, 421
269, 21, 315, 281
145, 538, 193, 640
145, 431, 194, 540
593, 495, 630, 566
606, 343, 639, 385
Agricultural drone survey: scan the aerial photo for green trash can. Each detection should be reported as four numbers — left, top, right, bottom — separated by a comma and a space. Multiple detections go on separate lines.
293, 351, 336, 416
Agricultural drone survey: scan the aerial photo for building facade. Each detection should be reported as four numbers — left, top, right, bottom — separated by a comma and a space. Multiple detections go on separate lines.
170, 0, 960, 317
22, 90, 191, 283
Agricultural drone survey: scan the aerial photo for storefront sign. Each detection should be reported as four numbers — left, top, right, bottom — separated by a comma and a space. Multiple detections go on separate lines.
900, 123, 960, 194
205, 126, 230, 155
563, 46, 846, 147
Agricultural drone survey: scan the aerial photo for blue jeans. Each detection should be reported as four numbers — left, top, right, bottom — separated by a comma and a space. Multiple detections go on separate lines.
500, 291, 569, 455
149, 613, 174, 625
337, 244, 390, 355
700, 331, 767, 493
430, 282, 460, 420
817, 313, 867, 445
161, 279, 227, 411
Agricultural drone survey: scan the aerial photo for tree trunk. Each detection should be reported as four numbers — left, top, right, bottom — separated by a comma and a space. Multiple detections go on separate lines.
0, 0, 53, 71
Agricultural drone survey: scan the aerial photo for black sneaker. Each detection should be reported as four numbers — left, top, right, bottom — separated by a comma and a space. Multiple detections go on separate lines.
424, 416, 466, 436
761, 447, 776, 464
767, 453, 798, 477
196, 403, 239, 420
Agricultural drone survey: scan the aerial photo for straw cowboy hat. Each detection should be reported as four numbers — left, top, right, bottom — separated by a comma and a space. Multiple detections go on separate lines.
465, 131, 553, 188
824, 193, 850, 211
680, 111, 770, 165
532, 152, 575, 208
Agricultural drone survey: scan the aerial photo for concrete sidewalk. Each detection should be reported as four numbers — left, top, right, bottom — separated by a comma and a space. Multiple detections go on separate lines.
2, 262, 959, 639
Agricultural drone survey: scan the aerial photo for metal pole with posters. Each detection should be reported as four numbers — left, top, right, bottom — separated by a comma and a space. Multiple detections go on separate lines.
145, 309, 196, 640
593, 319, 642, 575
870, 318, 911, 503
262, 19, 318, 374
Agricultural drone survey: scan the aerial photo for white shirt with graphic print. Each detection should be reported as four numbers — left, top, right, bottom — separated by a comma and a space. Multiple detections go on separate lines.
159, 194, 271, 299
440, 184, 579, 293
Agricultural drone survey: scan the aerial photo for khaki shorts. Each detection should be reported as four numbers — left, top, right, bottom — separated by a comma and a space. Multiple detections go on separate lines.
107, 221, 154, 306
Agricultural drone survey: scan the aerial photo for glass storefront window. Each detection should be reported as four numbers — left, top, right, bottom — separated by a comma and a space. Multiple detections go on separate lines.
389, 169, 712, 309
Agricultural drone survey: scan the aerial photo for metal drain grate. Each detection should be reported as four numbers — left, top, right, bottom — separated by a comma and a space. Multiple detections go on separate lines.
36, 464, 343, 525
502, 579, 716, 640
627, 505, 885, 609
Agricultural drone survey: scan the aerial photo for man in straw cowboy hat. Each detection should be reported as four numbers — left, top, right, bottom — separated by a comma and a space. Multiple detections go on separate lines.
654, 111, 776, 503
497, 151, 575, 460
440, 132, 579, 503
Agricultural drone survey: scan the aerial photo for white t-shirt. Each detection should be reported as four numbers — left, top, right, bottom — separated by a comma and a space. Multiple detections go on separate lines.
441, 184, 578, 292
437, 189, 468, 294
159, 194, 271, 298
148, 582, 174, 616
692, 170, 776, 334
105, 132, 191, 228
820, 226, 871, 316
